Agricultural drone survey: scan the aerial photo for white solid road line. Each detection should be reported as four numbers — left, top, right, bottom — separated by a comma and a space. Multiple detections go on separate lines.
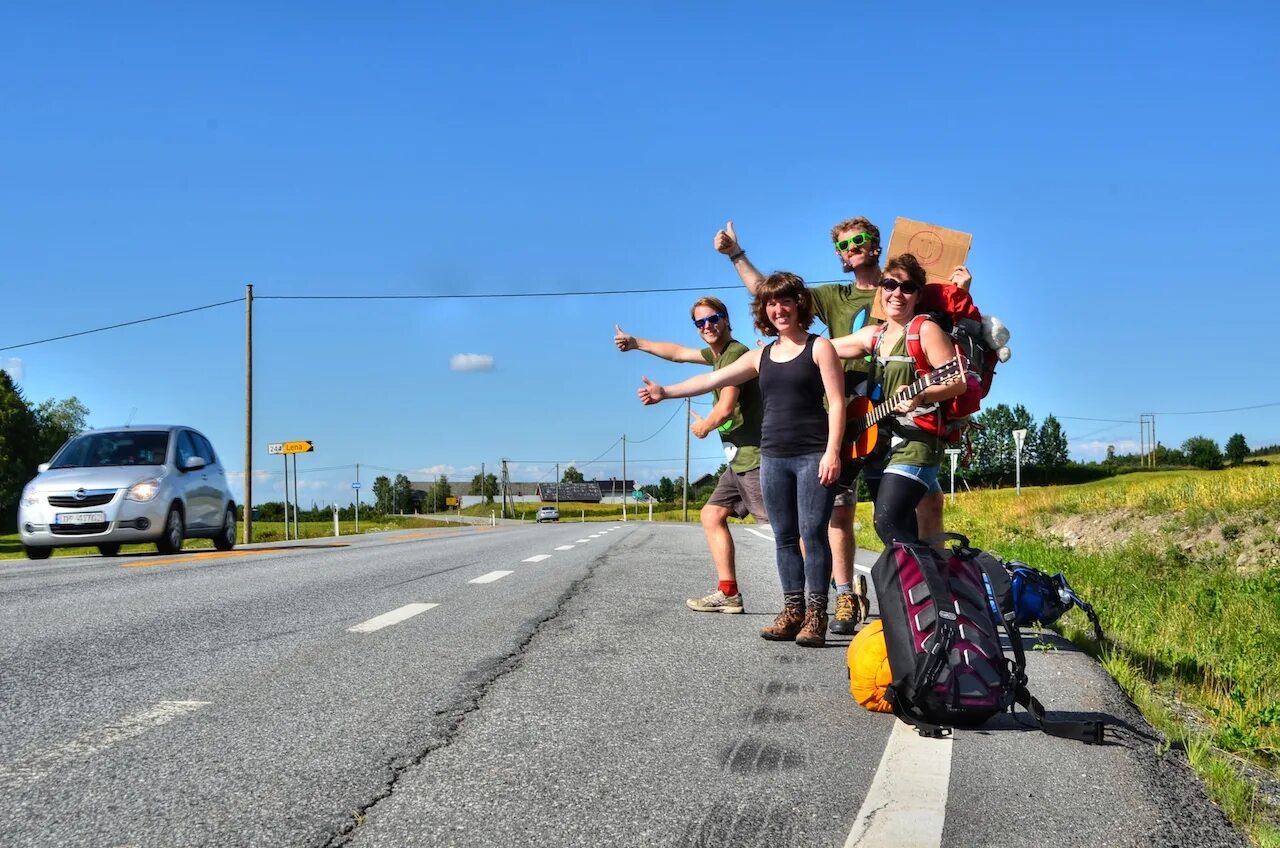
469, 570, 514, 584
554, 545, 575, 551
744, 526, 873, 575
0, 700, 210, 789
522, 554, 552, 563
844, 720, 952, 848
746, 527, 774, 542
347, 603, 439, 634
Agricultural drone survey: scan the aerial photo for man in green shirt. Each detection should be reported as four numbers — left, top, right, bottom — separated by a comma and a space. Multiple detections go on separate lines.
614, 296, 767, 614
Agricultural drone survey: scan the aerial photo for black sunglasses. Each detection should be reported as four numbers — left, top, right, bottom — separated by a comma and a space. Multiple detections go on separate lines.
693, 313, 725, 330
880, 279, 921, 296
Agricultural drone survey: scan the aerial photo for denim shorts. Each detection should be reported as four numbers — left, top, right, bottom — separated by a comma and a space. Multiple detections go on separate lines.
866, 462, 942, 494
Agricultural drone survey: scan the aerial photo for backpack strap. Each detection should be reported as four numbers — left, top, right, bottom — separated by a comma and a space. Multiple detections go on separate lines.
902, 314, 933, 378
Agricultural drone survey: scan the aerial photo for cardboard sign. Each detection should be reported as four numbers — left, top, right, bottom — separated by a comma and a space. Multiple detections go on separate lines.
873, 217, 973, 319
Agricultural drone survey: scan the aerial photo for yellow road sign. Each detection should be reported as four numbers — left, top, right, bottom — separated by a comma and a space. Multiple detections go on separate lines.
446, 497, 458, 506
282, 440, 314, 454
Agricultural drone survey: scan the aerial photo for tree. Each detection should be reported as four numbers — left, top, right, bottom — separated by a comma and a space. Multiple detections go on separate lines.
470, 471, 498, 503
657, 476, 676, 502
1225, 433, 1249, 466
1182, 436, 1223, 470
393, 474, 413, 513
372, 475, 392, 512
0, 369, 40, 516
1035, 414, 1069, 468
32, 396, 89, 464
562, 465, 584, 483
423, 475, 452, 512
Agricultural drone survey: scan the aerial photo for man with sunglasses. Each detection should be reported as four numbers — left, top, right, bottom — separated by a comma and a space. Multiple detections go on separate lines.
715, 218, 971, 634
614, 297, 767, 614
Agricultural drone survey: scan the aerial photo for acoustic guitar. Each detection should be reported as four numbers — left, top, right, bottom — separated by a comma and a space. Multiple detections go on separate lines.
844, 358, 962, 461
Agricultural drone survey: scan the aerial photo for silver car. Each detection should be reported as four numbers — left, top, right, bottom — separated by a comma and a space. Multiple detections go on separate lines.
18, 425, 238, 559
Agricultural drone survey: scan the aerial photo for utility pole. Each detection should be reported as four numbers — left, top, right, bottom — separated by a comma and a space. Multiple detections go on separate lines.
292, 453, 299, 538
244, 283, 253, 544
683, 398, 690, 522
621, 434, 627, 522
555, 462, 560, 511
355, 462, 360, 533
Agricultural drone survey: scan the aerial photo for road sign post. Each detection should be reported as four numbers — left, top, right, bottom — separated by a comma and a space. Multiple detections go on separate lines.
944, 447, 962, 504
1012, 428, 1028, 495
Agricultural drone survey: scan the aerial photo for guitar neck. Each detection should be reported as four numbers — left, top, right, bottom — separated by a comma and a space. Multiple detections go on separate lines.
863, 372, 937, 430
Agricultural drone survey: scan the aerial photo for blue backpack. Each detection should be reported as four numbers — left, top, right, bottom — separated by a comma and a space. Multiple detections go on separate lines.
1007, 561, 1104, 642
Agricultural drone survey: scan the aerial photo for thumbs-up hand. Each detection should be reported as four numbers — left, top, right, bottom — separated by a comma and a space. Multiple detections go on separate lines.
614, 324, 637, 352
714, 220, 741, 255
638, 376, 666, 405
689, 408, 712, 439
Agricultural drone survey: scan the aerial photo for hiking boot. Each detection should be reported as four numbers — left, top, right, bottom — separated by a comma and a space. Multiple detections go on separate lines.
829, 592, 860, 635
795, 607, 828, 648
760, 607, 805, 641
686, 590, 744, 614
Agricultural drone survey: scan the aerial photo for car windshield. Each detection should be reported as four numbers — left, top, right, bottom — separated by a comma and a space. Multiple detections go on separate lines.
50, 431, 170, 469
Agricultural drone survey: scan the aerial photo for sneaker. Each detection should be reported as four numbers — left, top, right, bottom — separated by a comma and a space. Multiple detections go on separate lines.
829, 592, 859, 635
760, 607, 805, 641
795, 607, 829, 647
686, 590, 744, 614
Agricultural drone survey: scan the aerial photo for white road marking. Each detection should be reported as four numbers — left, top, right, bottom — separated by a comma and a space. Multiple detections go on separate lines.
348, 603, 439, 633
0, 700, 210, 789
575, 539, 591, 543
469, 570, 513, 584
855, 562, 872, 575
522, 554, 552, 563
588, 534, 603, 538
844, 720, 952, 848
554, 545, 575, 551
746, 527, 774, 542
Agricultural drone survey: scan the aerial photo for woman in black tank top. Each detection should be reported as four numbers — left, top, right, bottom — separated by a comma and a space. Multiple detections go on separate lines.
638, 272, 846, 647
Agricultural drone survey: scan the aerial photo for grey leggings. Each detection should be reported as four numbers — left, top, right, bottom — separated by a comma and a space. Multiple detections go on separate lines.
760, 452, 838, 598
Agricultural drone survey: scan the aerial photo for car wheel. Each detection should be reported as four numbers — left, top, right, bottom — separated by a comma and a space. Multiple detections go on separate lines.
97, 543, 121, 557
213, 506, 236, 551
24, 545, 52, 560
156, 504, 185, 554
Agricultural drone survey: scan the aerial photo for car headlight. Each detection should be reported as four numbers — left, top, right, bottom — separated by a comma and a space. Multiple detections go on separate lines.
126, 478, 163, 502
20, 485, 38, 507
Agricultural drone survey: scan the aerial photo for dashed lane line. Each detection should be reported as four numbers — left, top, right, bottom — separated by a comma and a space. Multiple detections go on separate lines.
843, 719, 952, 848
522, 554, 552, 563
469, 570, 514, 584
347, 603, 439, 634
0, 700, 210, 789
554, 545, 575, 551
575, 539, 591, 543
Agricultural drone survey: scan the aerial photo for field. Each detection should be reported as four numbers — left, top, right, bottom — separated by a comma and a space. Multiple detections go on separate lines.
849, 461, 1280, 846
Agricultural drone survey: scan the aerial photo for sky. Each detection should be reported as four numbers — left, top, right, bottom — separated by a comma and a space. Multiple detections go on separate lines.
3, 2, 1279, 509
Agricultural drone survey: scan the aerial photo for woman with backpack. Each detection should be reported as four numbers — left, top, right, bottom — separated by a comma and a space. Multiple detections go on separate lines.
831, 253, 967, 546
636, 271, 846, 647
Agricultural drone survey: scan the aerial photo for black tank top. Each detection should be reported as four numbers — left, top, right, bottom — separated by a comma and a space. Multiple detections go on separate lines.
759, 334, 829, 457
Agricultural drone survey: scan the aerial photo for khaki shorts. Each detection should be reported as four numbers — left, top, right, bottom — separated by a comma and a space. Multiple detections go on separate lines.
706, 467, 768, 524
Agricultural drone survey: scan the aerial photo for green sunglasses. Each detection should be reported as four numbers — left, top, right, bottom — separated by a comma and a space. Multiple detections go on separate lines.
835, 232, 875, 251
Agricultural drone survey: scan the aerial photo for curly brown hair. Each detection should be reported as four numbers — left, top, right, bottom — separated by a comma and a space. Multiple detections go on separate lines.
829, 216, 881, 251
751, 271, 814, 336
883, 252, 928, 289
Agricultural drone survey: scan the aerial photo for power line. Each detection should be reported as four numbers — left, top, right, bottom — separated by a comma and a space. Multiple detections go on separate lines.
630, 402, 686, 443
0, 298, 245, 352
1150, 400, 1280, 415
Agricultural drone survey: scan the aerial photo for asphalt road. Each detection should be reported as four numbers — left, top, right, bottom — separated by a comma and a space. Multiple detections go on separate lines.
0, 521, 1247, 847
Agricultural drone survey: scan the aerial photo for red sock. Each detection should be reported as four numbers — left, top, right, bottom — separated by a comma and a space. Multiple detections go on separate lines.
719, 580, 738, 597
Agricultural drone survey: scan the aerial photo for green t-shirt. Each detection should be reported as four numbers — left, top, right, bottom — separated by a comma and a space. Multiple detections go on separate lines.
811, 281, 880, 399
701, 340, 763, 473
872, 329, 943, 468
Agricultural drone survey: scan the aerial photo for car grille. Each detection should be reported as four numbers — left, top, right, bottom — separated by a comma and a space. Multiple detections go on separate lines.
50, 522, 110, 536
48, 492, 117, 508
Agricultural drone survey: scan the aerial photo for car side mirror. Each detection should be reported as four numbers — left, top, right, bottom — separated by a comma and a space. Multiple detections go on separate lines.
183, 456, 208, 472
37, 462, 49, 473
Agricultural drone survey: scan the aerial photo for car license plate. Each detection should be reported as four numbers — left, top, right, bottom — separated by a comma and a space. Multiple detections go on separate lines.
55, 512, 106, 525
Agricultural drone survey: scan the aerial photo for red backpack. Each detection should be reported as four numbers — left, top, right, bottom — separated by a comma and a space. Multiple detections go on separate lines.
872, 307, 983, 444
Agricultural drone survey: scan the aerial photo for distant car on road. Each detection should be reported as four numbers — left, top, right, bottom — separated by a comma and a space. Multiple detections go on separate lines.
535, 506, 560, 523
18, 425, 238, 559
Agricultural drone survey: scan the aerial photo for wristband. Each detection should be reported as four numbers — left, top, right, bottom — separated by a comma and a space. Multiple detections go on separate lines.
728, 250, 745, 262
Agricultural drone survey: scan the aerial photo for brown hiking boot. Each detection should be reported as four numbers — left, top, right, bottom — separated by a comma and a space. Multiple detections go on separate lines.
760, 607, 805, 641
795, 607, 828, 647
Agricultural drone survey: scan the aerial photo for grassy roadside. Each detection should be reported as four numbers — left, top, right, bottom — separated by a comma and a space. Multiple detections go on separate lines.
852, 464, 1280, 847
0, 515, 460, 559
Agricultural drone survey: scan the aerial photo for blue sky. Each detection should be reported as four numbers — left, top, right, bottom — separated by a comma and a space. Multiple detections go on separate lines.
3, 2, 1278, 508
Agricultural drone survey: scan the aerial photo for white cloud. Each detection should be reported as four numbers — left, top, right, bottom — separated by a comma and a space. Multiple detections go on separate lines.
1070, 438, 1140, 461
450, 353, 494, 372
415, 464, 460, 477
2, 358, 23, 382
